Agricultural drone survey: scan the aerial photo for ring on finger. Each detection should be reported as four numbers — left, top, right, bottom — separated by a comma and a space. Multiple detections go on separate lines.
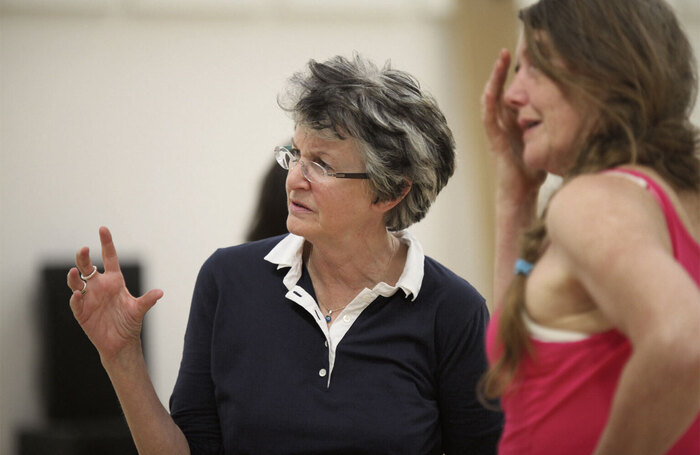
81, 265, 98, 281
80, 281, 87, 295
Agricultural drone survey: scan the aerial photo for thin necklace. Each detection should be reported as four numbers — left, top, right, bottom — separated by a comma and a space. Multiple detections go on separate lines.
314, 235, 399, 324
322, 303, 349, 323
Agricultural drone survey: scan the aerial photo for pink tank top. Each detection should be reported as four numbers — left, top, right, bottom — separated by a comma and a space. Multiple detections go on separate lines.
486, 168, 700, 454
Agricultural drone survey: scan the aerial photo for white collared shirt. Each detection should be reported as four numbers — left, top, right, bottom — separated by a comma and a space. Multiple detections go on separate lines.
264, 230, 425, 385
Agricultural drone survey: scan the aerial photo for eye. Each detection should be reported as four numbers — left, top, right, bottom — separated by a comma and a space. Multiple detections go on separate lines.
290, 147, 301, 159
314, 159, 333, 171
527, 59, 541, 73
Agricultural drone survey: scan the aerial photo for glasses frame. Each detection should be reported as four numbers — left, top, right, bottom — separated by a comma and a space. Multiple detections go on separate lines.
274, 146, 370, 183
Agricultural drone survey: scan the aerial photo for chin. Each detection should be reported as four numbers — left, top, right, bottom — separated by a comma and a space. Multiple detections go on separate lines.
286, 222, 303, 237
286, 218, 312, 239
524, 146, 567, 176
522, 149, 547, 173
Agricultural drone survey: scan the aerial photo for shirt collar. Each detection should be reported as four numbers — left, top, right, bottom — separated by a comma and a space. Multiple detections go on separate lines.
264, 230, 424, 301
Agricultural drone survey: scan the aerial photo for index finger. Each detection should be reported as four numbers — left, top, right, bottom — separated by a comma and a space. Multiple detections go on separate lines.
99, 226, 122, 274
482, 49, 512, 134
486, 49, 511, 102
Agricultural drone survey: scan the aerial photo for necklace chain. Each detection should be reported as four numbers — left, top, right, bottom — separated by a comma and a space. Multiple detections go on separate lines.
321, 303, 349, 323
312, 235, 400, 324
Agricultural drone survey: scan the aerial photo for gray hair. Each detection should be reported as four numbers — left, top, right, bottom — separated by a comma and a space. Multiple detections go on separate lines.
277, 53, 455, 231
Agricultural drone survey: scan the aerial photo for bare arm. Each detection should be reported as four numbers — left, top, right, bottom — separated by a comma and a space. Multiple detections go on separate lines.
481, 48, 546, 308
67, 227, 190, 455
547, 175, 700, 454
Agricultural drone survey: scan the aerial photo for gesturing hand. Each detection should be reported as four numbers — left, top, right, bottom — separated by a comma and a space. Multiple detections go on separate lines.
67, 226, 163, 362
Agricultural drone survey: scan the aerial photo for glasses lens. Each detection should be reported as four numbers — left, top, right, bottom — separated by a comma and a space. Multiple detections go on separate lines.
306, 161, 327, 182
275, 147, 292, 170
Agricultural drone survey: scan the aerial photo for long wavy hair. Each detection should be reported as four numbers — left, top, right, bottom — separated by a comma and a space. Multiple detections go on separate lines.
482, 0, 700, 399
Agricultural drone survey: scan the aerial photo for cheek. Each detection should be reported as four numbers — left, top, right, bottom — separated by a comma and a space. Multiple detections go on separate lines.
563, 112, 590, 149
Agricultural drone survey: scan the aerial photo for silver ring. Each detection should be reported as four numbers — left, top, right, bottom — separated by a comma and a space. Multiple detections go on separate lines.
80, 281, 87, 295
81, 265, 98, 281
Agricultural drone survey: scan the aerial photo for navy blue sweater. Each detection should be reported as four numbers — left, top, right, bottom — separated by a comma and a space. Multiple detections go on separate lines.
170, 236, 503, 454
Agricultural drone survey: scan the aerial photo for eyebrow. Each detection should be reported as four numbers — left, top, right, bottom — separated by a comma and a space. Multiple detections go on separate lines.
290, 140, 331, 161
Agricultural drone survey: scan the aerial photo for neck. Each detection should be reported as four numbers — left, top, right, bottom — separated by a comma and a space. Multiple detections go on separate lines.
306, 230, 404, 293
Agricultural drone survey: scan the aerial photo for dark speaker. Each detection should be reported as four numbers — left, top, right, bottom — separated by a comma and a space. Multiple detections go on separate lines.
38, 264, 143, 421
17, 263, 143, 454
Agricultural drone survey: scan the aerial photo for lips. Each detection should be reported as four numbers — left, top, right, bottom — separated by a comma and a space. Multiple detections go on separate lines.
519, 119, 541, 131
289, 199, 312, 212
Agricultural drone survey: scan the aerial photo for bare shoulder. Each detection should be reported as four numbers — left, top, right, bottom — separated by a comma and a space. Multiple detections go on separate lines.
545, 172, 671, 256
536, 171, 699, 340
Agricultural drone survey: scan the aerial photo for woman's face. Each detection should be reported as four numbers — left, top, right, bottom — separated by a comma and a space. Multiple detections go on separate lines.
285, 127, 380, 244
504, 34, 596, 175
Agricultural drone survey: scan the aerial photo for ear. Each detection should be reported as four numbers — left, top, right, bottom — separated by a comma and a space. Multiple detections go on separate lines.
372, 181, 412, 214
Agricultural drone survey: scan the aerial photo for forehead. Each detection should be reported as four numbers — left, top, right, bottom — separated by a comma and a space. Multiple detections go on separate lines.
517, 29, 562, 64
292, 127, 363, 160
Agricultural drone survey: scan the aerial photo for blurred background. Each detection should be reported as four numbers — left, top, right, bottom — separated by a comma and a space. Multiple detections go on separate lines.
1, 0, 698, 453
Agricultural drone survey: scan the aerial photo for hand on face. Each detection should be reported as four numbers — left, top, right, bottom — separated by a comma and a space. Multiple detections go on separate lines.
482, 48, 546, 194
66, 226, 163, 361
482, 49, 522, 158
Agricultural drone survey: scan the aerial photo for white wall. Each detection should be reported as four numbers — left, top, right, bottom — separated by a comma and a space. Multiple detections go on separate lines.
0, 2, 494, 454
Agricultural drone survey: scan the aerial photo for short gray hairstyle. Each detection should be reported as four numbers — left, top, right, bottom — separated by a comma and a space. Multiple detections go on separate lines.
278, 53, 455, 231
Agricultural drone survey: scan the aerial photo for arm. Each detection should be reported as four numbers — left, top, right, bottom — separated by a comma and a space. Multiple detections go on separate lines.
546, 175, 700, 454
67, 227, 190, 455
481, 49, 546, 308
168, 253, 223, 454
437, 287, 504, 454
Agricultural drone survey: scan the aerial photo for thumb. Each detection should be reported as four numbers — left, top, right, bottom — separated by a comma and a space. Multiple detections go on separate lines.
137, 289, 164, 315
69, 291, 86, 320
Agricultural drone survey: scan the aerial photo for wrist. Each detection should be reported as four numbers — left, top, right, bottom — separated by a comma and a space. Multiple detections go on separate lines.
494, 156, 546, 201
100, 340, 145, 374
496, 188, 540, 224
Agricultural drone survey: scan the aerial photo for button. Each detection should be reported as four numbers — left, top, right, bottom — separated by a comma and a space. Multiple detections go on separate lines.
319, 369, 327, 377
343, 315, 351, 323
324, 341, 328, 347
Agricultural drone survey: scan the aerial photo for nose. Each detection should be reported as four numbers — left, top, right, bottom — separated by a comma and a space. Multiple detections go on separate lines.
503, 74, 527, 109
286, 159, 311, 188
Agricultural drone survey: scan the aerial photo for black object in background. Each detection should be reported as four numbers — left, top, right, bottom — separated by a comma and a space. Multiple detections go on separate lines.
17, 263, 143, 455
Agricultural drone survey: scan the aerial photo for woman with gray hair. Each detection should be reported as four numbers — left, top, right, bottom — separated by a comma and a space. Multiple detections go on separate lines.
66, 53, 502, 454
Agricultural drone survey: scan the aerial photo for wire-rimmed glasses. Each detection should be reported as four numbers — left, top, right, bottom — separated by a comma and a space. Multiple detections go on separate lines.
274, 146, 369, 183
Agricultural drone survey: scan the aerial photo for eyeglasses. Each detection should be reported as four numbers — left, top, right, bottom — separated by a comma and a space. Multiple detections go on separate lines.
274, 145, 370, 183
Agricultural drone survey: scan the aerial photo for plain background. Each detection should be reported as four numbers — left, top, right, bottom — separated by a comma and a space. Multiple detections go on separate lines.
1, 0, 698, 453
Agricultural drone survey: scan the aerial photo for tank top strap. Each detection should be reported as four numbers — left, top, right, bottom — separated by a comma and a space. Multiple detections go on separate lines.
602, 168, 700, 285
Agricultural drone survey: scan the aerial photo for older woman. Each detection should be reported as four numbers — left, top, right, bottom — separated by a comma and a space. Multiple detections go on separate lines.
481, 0, 700, 453
67, 54, 502, 454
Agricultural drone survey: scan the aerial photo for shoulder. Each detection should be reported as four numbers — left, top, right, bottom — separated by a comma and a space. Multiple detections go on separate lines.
423, 257, 484, 300
548, 171, 658, 220
209, 235, 287, 261
201, 234, 288, 275
421, 256, 487, 318
546, 171, 670, 255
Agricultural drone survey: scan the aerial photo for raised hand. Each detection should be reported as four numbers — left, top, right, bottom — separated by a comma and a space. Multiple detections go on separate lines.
482, 48, 546, 195
67, 226, 163, 362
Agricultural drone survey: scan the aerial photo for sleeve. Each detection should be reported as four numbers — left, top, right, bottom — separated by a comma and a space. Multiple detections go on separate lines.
169, 252, 224, 455
435, 284, 503, 454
